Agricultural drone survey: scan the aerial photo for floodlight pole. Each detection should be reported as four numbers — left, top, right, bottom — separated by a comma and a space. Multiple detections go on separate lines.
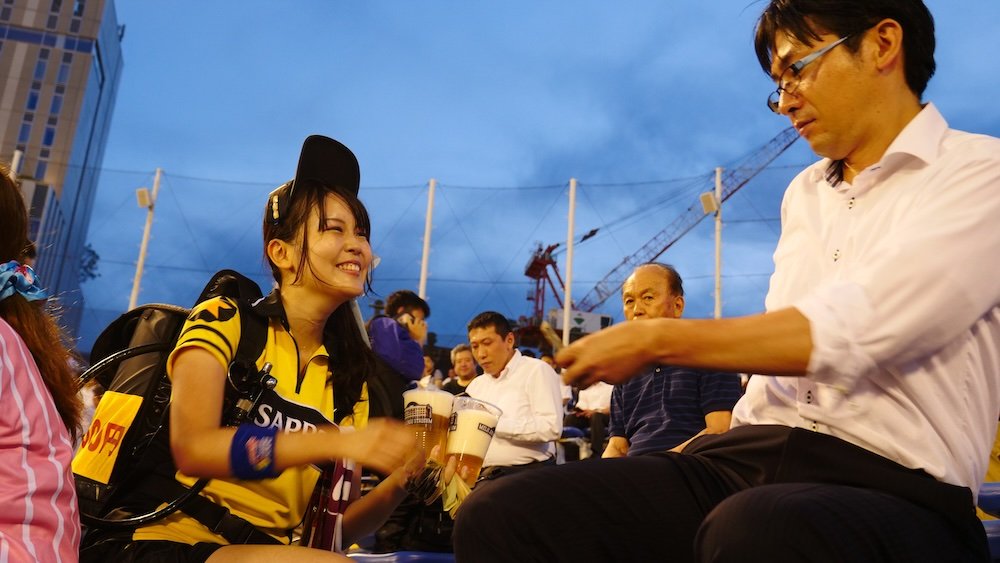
714, 167, 723, 319
11, 149, 24, 176
562, 178, 577, 346
418, 178, 436, 299
129, 167, 162, 310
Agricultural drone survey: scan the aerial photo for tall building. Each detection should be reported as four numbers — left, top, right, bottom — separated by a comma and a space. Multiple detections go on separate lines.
0, 0, 124, 337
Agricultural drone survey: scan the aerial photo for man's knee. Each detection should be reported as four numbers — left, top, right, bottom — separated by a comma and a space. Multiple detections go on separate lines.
453, 475, 527, 556
695, 484, 837, 561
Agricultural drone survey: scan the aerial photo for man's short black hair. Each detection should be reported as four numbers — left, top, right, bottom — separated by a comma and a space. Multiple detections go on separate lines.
467, 311, 513, 338
385, 289, 430, 318
753, 0, 936, 98
643, 262, 684, 297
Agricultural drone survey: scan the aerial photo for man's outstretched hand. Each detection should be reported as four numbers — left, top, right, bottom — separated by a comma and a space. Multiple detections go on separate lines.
557, 320, 662, 388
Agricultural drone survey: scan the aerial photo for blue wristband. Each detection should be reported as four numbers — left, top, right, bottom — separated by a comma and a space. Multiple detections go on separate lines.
230, 424, 279, 480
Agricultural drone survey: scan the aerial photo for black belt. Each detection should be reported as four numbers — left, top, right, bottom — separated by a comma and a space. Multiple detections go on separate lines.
479, 456, 556, 482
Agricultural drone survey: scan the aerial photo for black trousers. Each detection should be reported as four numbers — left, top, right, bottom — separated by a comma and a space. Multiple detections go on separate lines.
452, 425, 989, 562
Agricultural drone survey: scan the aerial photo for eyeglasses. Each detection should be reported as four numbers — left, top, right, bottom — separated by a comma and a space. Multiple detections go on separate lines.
767, 34, 852, 113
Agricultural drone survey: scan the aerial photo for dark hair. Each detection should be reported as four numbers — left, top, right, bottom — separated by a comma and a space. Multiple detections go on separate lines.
0, 164, 82, 439
754, 0, 936, 185
754, 0, 935, 95
261, 181, 375, 423
643, 262, 685, 297
23, 240, 37, 261
385, 289, 430, 319
467, 311, 513, 338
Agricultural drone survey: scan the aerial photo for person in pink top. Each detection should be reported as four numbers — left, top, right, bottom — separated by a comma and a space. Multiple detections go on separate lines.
0, 162, 83, 562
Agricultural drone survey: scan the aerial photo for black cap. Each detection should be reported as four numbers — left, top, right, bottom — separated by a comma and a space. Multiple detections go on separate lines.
269, 135, 360, 225
293, 135, 360, 195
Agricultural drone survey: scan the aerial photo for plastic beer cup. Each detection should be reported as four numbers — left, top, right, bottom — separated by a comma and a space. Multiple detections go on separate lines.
444, 396, 503, 487
403, 387, 454, 464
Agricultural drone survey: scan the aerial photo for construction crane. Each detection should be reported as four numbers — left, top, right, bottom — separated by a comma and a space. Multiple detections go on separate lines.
574, 126, 800, 312
524, 243, 565, 324
523, 226, 600, 324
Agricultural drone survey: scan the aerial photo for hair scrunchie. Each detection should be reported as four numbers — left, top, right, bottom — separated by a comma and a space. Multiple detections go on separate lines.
0, 261, 49, 303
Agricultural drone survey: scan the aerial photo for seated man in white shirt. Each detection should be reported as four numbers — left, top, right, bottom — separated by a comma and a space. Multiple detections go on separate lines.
454, 1, 1000, 560
465, 311, 564, 479
563, 381, 613, 454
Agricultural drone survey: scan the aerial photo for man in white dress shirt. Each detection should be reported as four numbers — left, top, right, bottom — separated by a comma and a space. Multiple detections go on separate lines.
465, 311, 563, 478
454, 1, 1000, 561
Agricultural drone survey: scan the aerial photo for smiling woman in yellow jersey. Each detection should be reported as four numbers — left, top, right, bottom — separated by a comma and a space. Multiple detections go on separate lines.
91, 136, 419, 563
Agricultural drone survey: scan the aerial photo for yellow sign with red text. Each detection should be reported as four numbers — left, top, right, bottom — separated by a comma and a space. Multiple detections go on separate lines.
72, 390, 143, 484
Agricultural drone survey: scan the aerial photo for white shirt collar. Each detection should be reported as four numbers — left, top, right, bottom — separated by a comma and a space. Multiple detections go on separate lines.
806, 102, 948, 185
492, 349, 522, 379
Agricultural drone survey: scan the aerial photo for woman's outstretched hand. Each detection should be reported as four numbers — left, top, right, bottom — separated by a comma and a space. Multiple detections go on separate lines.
338, 418, 417, 475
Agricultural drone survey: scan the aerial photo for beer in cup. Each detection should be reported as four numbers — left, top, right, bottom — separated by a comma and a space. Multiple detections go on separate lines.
403, 387, 454, 464
445, 396, 502, 487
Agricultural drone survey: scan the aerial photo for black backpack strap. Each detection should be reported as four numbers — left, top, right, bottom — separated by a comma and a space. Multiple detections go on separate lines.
198, 269, 269, 370
196, 269, 263, 305
180, 493, 283, 545
234, 299, 268, 370
146, 478, 282, 545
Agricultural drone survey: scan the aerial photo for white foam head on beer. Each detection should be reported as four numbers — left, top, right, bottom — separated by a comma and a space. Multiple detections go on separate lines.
403, 388, 455, 417
446, 408, 499, 456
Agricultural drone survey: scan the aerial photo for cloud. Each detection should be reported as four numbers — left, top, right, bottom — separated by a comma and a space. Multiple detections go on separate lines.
79, 1, 1000, 354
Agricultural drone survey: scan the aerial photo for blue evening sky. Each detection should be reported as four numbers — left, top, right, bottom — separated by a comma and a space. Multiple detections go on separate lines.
78, 1, 1000, 352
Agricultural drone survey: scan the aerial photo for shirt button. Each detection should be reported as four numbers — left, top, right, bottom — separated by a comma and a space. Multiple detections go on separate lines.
847, 197, 855, 210
832, 249, 841, 262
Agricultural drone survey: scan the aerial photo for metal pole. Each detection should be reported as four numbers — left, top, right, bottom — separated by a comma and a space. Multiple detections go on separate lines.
129, 168, 162, 310
714, 167, 722, 319
11, 149, 24, 176
562, 178, 577, 346
418, 178, 436, 299
351, 300, 372, 347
